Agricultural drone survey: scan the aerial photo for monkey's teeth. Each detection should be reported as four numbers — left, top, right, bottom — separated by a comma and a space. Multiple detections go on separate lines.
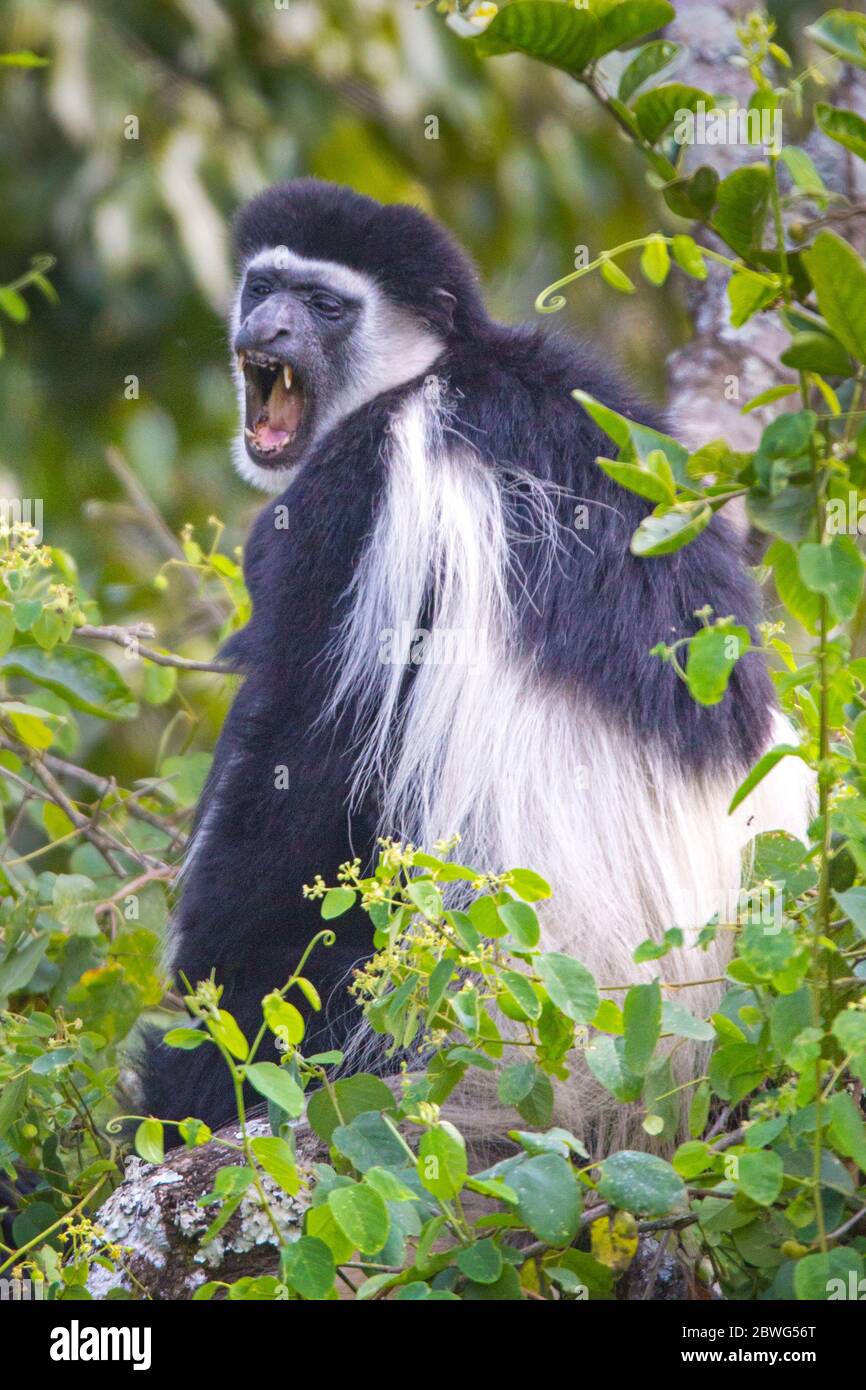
237, 352, 247, 372
283, 365, 293, 389
244, 428, 255, 440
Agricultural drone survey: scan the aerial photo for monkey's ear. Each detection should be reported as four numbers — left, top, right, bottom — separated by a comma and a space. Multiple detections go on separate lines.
432, 287, 457, 334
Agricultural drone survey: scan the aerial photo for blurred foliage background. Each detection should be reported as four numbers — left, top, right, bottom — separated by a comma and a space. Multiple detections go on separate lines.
0, 0, 817, 792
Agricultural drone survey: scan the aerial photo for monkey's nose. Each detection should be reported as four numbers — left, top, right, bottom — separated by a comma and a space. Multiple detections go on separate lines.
234, 299, 298, 354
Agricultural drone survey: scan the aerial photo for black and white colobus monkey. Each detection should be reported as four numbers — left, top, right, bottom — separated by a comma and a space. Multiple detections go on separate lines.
144, 178, 810, 1132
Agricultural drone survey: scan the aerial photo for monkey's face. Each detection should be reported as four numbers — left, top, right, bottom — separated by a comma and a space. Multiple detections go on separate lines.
230, 248, 444, 492
233, 255, 356, 480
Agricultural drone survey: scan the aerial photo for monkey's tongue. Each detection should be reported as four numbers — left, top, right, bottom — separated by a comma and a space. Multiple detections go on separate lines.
253, 375, 304, 454
255, 422, 292, 451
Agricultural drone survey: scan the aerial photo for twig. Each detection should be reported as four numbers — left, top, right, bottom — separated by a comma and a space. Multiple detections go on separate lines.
104, 446, 225, 624
0, 727, 163, 874
0, 741, 188, 841
75, 623, 231, 674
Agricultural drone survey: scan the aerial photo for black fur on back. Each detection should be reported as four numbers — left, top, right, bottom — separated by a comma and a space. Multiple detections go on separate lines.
142, 181, 773, 1128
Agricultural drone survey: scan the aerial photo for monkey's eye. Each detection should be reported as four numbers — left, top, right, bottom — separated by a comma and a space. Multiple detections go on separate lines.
308, 291, 344, 319
247, 278, 273, 298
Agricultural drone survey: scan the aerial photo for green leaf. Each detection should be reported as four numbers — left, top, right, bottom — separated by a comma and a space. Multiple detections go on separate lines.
42, 801, 74, 840
794, 1248, 865, 1301
244, 1062, 304, 1117
834, 887, 866, 939
52, 873, 100, 936
0, 644, 137, 720
456, 1237, 503, 1285
321, 887, 356, 920
0, 605, 14, 657
727, 270, 778, 327
640, 234, 670, 286
591, 1, 675, 60
307, 1074, 396, 1144
685, 624, 751, 707
407, 878, 442, 921
708, 1041, 767, 1103
574, 390, 689, 481
0, 934, 49, 995
779, 146, 827, 198
746, 484, 814, 543
515, 1069, 554, 1127
618, 38, 680, 104
281, 1236, 335, 1300
622, 979, 662, 1076
305, 1201, 354, 1264
798, 536, 865, 623
510, 1153, 582, 1246
0, 1073, 28, 1136
585, 1035, 643, 1102
178, 1117, 211, 1147
728, 744, 807, 814
671, 234, 707, 280
474, 1, 599, 76
363, 1167, 418, 1202
159, 751, 212, 806
673, 1140, 714, 1180
536, 952, 599, 1025
816, 102, 866, 161
0, 287, 29, 322
251, 1135, 300, 1194
4, 704, 54, 750
328, 1183, 390, 1255
688, 1079, 711, 1138
418, 1122, 467, 1199
770, 989, 813, 1060
206, 1009, 249, 1061
0, 51, 50, 67
662, 1000, 714, 1043
262, 992, 305, 1046
332, 1110, 409, 1173
805, 9, 866, 70
833, 1009, 866, 1062
135, 1118, 164, 1165
600, 257, 636, 294
163, 1026, 210, 1051
142, 661, 177, 706
827, 1092, 866, 1172
498, 1061, 537, 1107
662, 165, 718, 220
508, 868, 552, 902
634, 83, 711, 145
712, 164, 771, 257
500, 968, 542, 1021
460, 1265, 521, 1301
766, 539, 821, 633
597, 456, 675, 505
596, 1150, 685, 1216
496, 898, 540, 947
802, 230, 866, 365
630, 501, 712, 557
737, 1149, 784, 1205
780, 331, 852, 378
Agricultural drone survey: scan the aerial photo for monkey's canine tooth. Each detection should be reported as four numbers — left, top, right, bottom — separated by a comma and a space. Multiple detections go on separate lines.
244, 428, 255, 440
237, 352, 247, 372
283, 365, 293, 389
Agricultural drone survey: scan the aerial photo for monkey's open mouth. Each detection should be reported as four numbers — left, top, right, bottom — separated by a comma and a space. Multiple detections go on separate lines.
239, 351, 309, 467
